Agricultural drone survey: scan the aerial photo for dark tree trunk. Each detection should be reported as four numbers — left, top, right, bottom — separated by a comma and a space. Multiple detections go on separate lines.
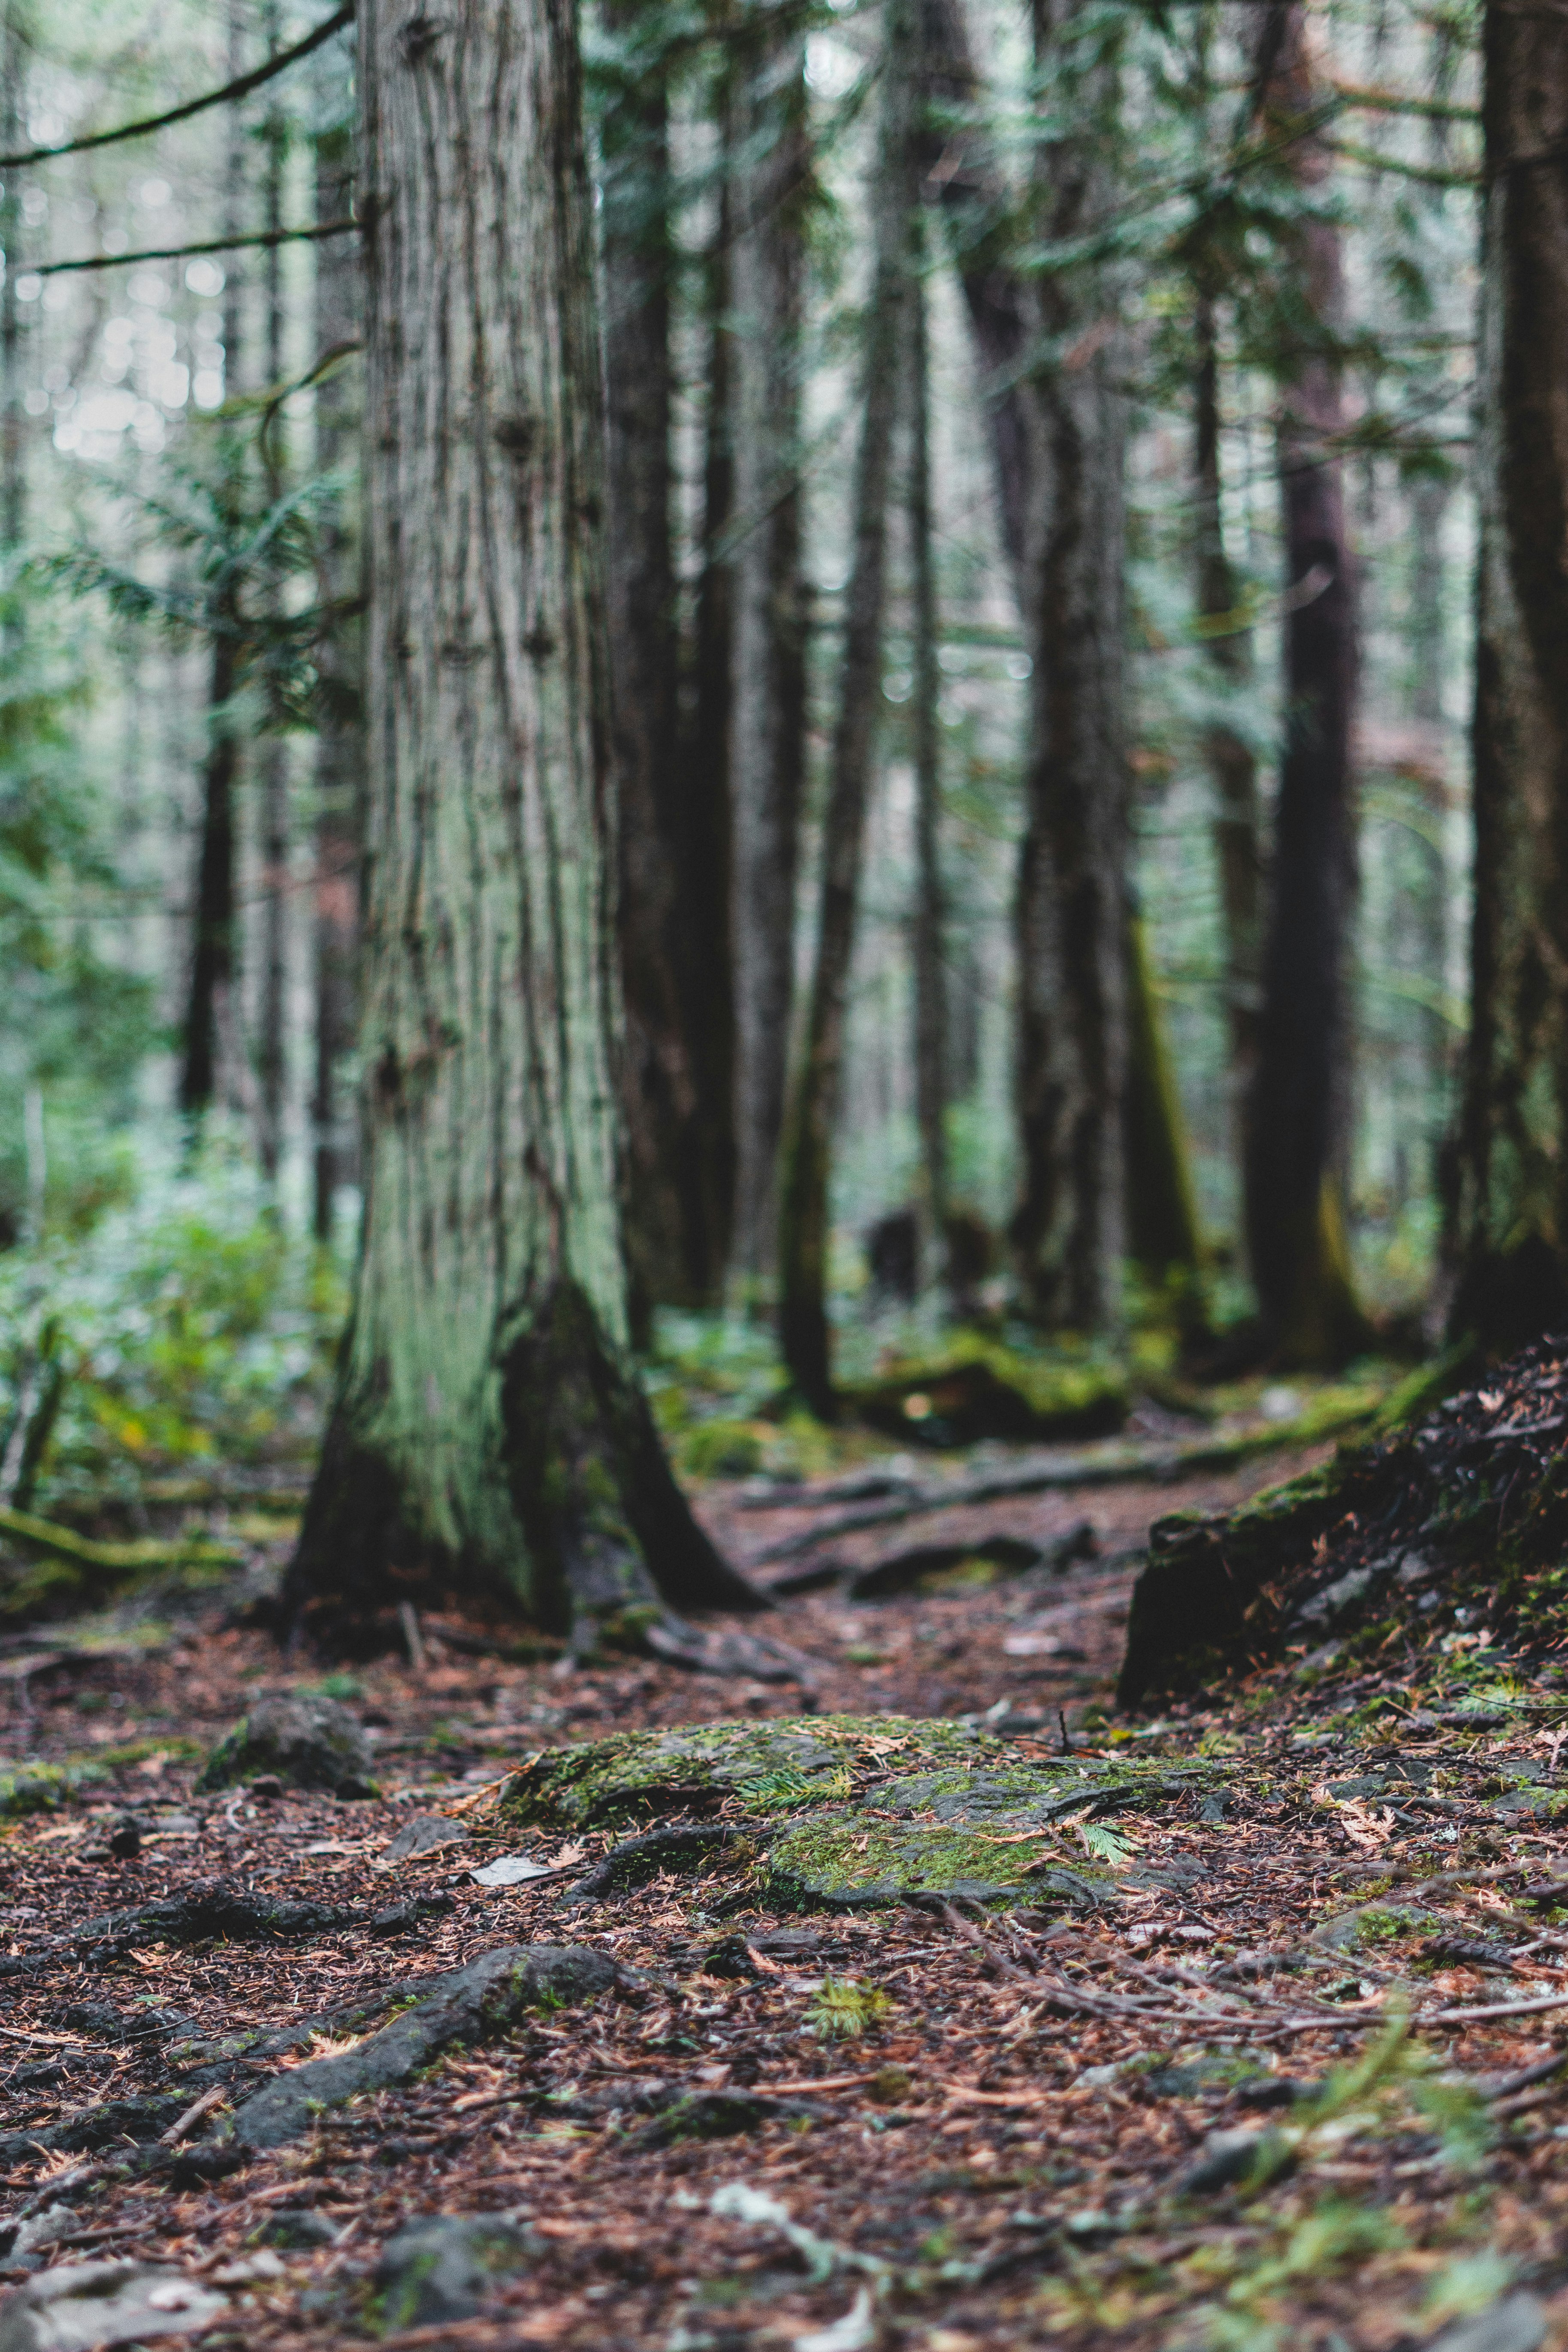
257, 0, 288, 1182
601, 3, 713, 1315
777, 0, 913, 1413
1243, 2, 1369, 1366
0, 2, 24, 566
1010, 0, 1129, 1334
1449, 0, 1568, 1348
728, 10, 809, 1302
181, 0, 247, 1126
1193, 295, 1263, 1177
310, 97, 363, 1243
286, 0, 762, 1658
1407, 471, 1453, 1188
908, 257, 949, 1299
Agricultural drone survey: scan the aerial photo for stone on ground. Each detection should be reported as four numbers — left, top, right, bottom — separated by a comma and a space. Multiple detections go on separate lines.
195, 1691, 376, 1797
372, 2214, 538, 2331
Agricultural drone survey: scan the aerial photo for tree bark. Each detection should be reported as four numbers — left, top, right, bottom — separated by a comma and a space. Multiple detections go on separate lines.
1193, 294, 1263, 1176
1448, 0, 1568, 1348
907, 257, 949, 1300
180, 0, 247, 1125
1243, 1, 1369, 1366
601, 3, 715, 1316
0, 1, 24, 568
257, 0, 288, 1183
777, 0, 913, 1412
286, 0, 761, 1651
1009, 0, 1129, 1334
310, 89, 363, 1242
728, 6, 809, 1303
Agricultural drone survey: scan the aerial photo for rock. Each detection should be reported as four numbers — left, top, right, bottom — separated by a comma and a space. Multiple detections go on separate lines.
372, 2214, 538, 2331
228, 1943, 618, 2151
0, 2262, 227, 2352
106, 1819, 140, 1862
384, 1812, 470, 1863
625, 2089, 820, 2151
255, 2210, 340, 2252
501, 1715, 991, 1831
1427, 2293, 1547, 2352
1169, 2128, 1290, 2197
195, 1692, 376, 1797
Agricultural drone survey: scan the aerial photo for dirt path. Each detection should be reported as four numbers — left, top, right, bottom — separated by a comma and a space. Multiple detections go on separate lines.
0, 1442, 1565, 2352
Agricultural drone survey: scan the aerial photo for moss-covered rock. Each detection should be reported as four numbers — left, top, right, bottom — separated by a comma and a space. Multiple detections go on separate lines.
500, 1715, 992, 1830
196, 1690, 377, 1797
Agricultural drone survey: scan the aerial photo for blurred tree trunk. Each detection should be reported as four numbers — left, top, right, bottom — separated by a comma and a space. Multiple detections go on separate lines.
287, 0, 761, 1651
1244, 0, 1369, 1366
682, 47, 737, 1296
908, 257, 949, 1300
1193, 294, 1262, 1183
602, 3, 718, 1316
777, 0, 913, 1412
181, 0, 247, 1123
1407, 471, 1453, 1189
257, 0, 288, 1182
1449, 0, 1568, 1349
0, 1, 25, 567
310, 92, 362, 1242
1010, 0, 1129, 1334
728, 7, 808, 1304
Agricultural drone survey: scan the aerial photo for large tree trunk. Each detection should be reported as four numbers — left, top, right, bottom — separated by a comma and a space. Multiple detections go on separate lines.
1449, 0, 1568, 1349
907, 257, 949, 1301
0, 1, 24, 567
1243, 1, 1369, 1366
777, 0, 913, 1412
310, 95, 363, 1242
1193, 294, 1263, 1185
1009, 0, 1129, 1334
180, 0, 247, 1125
286, 0, 762, 1654
601, 4, 715, 1317
727, 9, 809, 1303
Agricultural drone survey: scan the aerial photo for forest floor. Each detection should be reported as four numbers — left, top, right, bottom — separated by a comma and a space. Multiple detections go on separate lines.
0, 1433, 1566, 2352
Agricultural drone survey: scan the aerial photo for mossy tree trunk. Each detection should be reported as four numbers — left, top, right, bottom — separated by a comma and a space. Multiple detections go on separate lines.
1448, 0, 1568, 1351
777, 0, 914, 1413
728, 10, 809, 1304
1124, 910, 1203, 1306
286, 0, 761, 1654
1242, 0, 1370, 1367
908, 255, 950, 1303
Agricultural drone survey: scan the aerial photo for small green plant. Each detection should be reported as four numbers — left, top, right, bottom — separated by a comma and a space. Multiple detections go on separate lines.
807, 1975, 894, 2041
1079, 1821, 1138, 1866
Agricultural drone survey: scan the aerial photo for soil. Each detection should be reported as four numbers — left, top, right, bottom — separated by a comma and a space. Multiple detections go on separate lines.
3, 1435, 1568, 2350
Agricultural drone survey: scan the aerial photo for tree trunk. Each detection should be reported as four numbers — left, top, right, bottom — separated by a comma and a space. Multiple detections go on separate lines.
1448, 0, 1568, 1349
286, 0, 762, 1653
908, 258, 949, 1300
1408, 469, 1452, 1181
0, 1, 24, 568
1124, 906, 1202, 1295
180, 0, 246, 1126
1009, 0, 1129, 1334
310, 89, 363, 1243
257, 0, 288, 1183
683, 55, 737, 1296
728, 8, 809, 1303
777, 0, 913, 1412
1243, 1, 1369, 1366
601, 3, 711, 1317
1193, 294, 1263, 1176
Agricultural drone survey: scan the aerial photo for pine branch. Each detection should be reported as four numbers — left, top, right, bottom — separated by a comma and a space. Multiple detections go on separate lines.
29, 219, 357, 281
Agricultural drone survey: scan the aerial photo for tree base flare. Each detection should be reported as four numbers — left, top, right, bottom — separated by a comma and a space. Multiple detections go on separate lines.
284, 1281, 768, 1659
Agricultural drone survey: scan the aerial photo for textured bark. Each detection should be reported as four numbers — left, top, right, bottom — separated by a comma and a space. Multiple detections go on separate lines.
1449, 0, 1568, 1348
180, 0, 247, 1125
1124, 908, 1202, 1287
257, 2, 288, 1182
310, 106, 363, 1241
777, 3, 913, 1412
601, 4, 707, 1316
1243, 3, 1369, 1366
908, 261, 949, 1299
1009, 0, 1129, 1334
287, 0, 760, 1651
728, 10, 809, 1300
1408, 470, 1452, 1182
1193, 296, 1263, 1156
0, 3, 24, 564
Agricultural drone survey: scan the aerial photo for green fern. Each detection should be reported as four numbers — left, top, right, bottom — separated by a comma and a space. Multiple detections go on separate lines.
807, 1975, 894, 2041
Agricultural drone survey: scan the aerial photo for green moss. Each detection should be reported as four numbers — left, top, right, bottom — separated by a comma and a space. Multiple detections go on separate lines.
844, 1332, 1128, 1446
0, 1734, 202, 1818
677, 1419, 767, 1480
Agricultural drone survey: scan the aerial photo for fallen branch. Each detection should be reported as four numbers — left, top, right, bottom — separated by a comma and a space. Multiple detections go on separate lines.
0, 1504, 241, 1576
